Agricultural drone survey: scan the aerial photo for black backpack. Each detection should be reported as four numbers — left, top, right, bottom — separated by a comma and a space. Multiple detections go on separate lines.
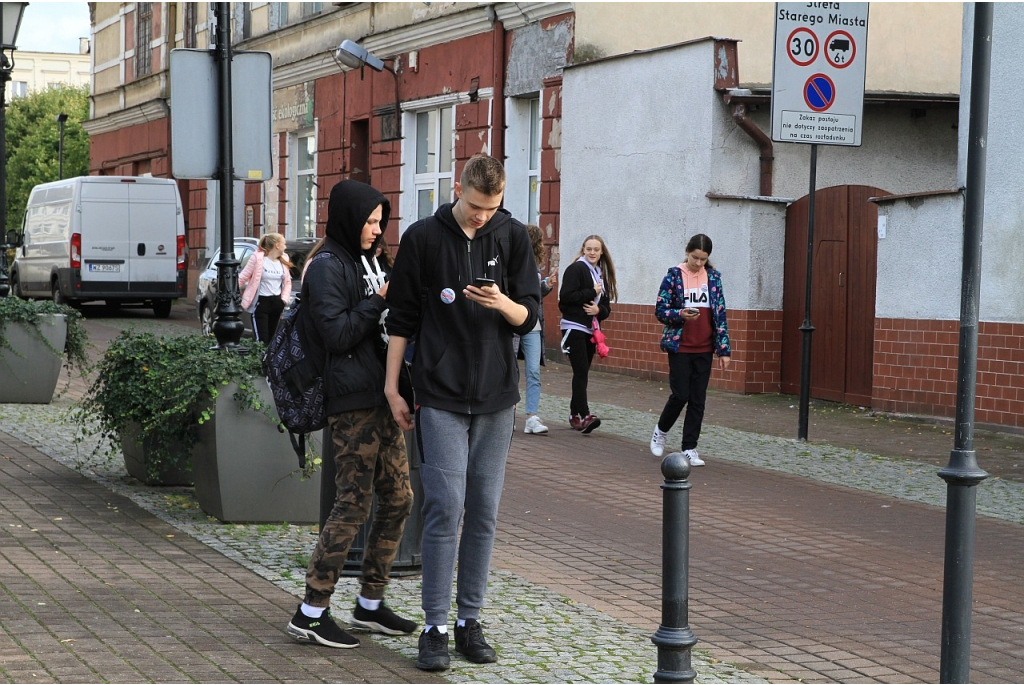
262, 252, 334, 467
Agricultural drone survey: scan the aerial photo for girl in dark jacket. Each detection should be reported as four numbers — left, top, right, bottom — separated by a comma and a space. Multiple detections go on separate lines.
558, 234, 617, 433
649, 233, 731, 466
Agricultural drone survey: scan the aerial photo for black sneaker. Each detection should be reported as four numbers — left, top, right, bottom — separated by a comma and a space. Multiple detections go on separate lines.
350, 600, 417, 635
416, 627, 450, 671
454, 619, 497, 663
286, 605, 360, 649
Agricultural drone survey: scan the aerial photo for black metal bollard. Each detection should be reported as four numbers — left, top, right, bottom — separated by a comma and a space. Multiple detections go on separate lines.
651, 452, 698, 683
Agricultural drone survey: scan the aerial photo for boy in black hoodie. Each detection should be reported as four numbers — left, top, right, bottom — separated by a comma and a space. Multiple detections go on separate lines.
285, 180, 417, 649
385, 154, 540, 671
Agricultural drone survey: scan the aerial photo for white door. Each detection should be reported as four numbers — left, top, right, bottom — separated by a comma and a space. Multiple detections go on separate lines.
79, 181, 131, 288
127, 182, 180, 286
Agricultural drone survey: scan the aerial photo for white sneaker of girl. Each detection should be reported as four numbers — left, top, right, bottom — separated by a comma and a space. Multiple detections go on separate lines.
524, 415, 549, 434
683, 449, 705, 467
650, 427, 668, 457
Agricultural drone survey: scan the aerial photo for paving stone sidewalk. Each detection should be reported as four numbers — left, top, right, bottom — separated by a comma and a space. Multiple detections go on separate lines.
3, 310, 1022, 683
0, 396, 762, 684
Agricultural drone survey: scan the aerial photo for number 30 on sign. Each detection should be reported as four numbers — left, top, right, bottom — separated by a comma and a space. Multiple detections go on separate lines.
787, 27, 818, 66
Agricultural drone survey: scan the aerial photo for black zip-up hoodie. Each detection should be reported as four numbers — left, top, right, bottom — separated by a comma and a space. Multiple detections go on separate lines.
386, 203, 540, 414
301, 180, 390, 416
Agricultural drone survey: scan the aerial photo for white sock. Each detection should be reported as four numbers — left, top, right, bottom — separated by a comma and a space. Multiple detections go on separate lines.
425, 624, 448, 634
300, 603, 324, 618
456, 619, 467, 628
357, 596, 381, 611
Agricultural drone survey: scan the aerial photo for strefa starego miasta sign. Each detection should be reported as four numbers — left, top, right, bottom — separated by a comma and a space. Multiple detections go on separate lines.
771, 3, 869, 146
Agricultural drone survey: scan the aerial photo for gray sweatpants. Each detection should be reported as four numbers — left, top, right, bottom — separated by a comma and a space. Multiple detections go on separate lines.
416, 405, 515, 627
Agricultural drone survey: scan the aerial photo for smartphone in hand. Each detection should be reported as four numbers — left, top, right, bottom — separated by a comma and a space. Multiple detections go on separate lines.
474, 277, 496, 288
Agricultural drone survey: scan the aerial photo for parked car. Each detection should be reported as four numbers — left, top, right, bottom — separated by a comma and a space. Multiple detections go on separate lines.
196, 237, 318, 337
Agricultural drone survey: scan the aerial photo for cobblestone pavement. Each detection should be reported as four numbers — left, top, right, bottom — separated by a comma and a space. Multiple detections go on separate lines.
0, 397, 761, 684
2, 310, 1022, 683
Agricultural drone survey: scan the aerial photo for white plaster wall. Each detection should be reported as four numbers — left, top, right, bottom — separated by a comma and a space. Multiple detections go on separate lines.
876, 4, 1024, 325
969, 3, 1024, 322
715, 105, 959, 199
561, 41, 718, 308
875, 195, 963, 320
702, 198, 789, 310
561, 37, 959, 314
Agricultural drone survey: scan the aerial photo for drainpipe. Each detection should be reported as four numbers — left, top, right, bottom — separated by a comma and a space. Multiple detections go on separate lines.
491, 15, 506, 162
730, 101, 773, 196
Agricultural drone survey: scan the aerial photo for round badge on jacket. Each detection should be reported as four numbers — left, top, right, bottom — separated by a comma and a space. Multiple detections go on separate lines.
440, 288, 456, 305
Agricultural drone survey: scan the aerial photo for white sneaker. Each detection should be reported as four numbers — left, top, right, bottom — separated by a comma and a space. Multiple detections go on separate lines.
524, 415, 549, 434
650, 427, 668, 457
683, 449, 705, 467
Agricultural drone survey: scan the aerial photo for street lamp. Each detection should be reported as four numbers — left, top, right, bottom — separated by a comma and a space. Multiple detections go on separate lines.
56, 112, 68, 180
0, 2, 28, 298
334, 39, 401, 140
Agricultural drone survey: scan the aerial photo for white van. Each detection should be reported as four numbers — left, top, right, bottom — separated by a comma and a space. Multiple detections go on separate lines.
10, 176, 186, 317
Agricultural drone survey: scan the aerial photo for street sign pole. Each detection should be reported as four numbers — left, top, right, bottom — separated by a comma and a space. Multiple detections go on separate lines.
771, 2, 869, 439
797, 143, 818, 440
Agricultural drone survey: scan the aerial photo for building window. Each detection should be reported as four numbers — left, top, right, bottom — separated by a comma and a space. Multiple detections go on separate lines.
414, 106, 454, 222
275, 2, 289, 26
135, 2, 152, 77
300, 3, 323, 18
183, 3, 198, 48
10, 81, 27, 98
503, 95, 541, 225
527, 97, 541, 226
242, 4, 252, 39
292, 131, 317, 239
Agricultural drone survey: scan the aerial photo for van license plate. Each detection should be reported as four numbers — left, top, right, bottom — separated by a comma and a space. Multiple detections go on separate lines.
88, 264, 120, 272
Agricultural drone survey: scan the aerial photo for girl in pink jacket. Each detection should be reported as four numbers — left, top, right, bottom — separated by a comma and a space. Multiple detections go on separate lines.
238, 232, 292, 342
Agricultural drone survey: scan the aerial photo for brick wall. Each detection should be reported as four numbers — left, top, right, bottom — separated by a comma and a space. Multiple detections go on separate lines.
873, 318, 1024, 428
545, 304, 781, 392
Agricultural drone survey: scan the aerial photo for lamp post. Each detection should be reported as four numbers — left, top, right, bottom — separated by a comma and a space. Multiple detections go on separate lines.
334, 40, 401, 140
210, 2, 245, 350
0, 2, 28, 298
55, 112, 68, 180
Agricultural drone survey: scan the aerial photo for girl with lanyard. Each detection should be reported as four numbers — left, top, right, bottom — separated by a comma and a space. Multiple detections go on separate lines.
650, 233, 731, 466
557, 235, 617, 434
239, 232, 292, 343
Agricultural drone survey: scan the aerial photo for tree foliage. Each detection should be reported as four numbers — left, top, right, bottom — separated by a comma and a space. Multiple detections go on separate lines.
4, 84, 90, 235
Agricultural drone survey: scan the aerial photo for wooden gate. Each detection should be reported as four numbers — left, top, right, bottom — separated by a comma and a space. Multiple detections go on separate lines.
781, 185, 889, 406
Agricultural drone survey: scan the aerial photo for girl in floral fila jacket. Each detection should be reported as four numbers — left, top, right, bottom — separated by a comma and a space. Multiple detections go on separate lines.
650, 233, 731, 467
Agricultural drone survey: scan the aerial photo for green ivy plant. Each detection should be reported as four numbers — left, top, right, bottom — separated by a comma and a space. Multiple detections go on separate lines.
71, 331, 319, 482
0, 298, 89, 391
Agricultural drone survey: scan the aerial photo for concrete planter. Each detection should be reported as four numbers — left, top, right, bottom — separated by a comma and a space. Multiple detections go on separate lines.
191, 379, 322, 523
0, 315, 67, 404
120, 421, 194, 486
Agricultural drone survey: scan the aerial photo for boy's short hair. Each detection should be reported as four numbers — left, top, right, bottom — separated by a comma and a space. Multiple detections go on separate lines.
460, 154, 506, 196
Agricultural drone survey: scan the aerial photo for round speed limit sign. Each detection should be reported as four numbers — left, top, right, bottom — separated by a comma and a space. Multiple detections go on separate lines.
787, 27, 818, 67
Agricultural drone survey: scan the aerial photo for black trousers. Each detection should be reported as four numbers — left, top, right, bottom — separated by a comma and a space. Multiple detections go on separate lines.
252, 295, 285, 343
657, 351, 713, 451
564, 329, 596, 418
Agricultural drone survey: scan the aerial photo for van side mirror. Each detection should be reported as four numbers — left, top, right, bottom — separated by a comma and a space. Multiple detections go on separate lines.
5, 229, 21, 247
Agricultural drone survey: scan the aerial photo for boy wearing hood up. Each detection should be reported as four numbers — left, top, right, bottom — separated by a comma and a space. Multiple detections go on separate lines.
285, 180, 417, 649
384, 154, 540, 670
